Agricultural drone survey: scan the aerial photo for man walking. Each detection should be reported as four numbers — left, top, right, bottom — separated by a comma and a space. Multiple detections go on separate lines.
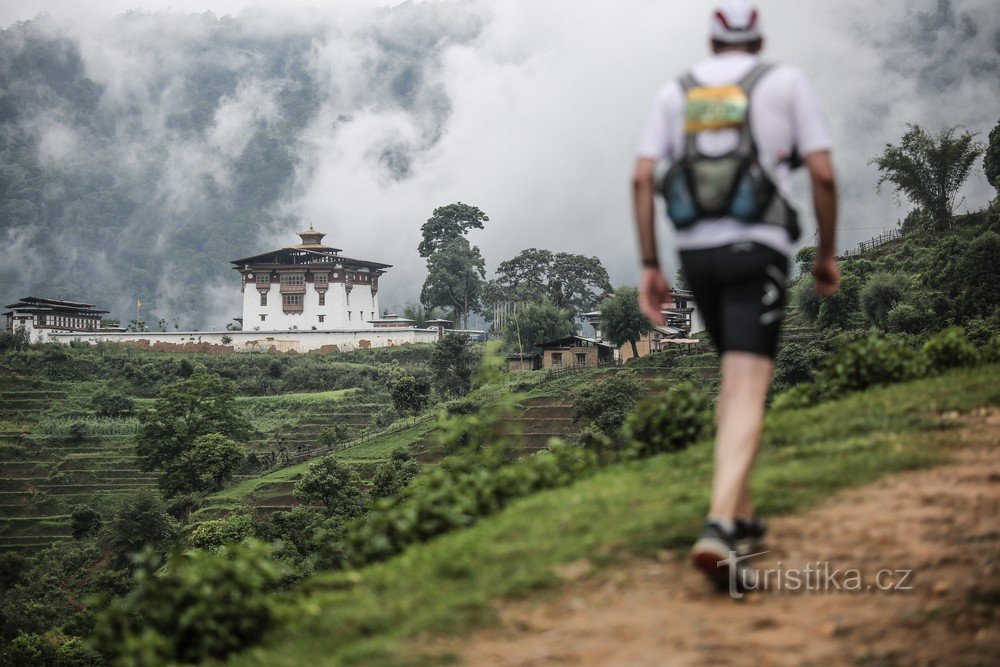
631, 0, 840, 586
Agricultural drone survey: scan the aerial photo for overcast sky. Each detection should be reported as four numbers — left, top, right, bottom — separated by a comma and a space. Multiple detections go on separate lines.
2, 0, 997, 324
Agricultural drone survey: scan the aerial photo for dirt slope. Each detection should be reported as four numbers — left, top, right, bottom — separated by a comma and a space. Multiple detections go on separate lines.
428, 409, 999, 666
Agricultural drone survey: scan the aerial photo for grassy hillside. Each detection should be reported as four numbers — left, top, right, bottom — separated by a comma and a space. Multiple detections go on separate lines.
225, 364, 999, 666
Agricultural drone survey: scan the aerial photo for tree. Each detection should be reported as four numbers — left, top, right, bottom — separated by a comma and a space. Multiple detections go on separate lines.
986, 118, 1000, 195
870, 124, 985, 227
418, 202, 489, 258
370, 448, 420, 499
431, 333, 476, 398
955, 232, 1000, 319
420, 236, 486, 329
390, 375, 431, 416
501, 301, 575, 354
70, 504, 102, 539
135, 370, 252, 496
816, 273, 862, 329
92, 389, 135, 418
293, 455, 368, 518
484, 248, 612, 320
107, 489, 178, 564
571, 374, 644, 436
600, 286, 650, 358
190, 434, 247, 491
401, 302, 444, 328
860, 272, 909, 329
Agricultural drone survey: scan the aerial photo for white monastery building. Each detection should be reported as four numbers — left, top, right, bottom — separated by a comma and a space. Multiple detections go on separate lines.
232, 226, 387, 331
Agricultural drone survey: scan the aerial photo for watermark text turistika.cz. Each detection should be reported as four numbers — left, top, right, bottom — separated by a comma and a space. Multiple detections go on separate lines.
725, 551, 914, 599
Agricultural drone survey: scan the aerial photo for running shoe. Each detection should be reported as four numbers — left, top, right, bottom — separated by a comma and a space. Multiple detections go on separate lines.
734, 516, 767, 556
690, 520, 752, 590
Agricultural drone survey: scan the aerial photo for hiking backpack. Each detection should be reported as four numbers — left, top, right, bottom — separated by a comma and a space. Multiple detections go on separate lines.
659, 62, 801, 241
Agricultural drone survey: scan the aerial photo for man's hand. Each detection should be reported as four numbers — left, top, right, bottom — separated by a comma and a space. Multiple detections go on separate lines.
812, 255, 840, 296
640, 267, 670, 325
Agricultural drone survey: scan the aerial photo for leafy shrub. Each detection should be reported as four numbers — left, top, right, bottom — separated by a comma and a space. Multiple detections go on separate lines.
622, 383, 711, 457
348, 441, 596, 565
293, 456, 369, 519
94, 541, 283, 664
92, 390, 135, 419
319, 424, 349, 447
571, 373, 644, 435
860, 272, 908, 329
68, 422, 87, 441
965, 307, 1000, 346
885, 298, 931, 335
770, 382, 822, 412
369, 408, 395, 429
816, 273, 861, 330
981, 334, 1000, 364
815, 334, 917, 397
443, 395, 482, 416
187, 513, 256, 550
773, 342, 823, 390
70, 505, 102, 539
107, 490, 179, 565
919, 327, 979, 374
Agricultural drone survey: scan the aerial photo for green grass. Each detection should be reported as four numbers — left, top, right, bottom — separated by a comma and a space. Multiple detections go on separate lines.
227, 365, 999, 667
237, 389, 359, 406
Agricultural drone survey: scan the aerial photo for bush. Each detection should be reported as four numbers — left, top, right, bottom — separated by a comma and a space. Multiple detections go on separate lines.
318, 424, 349, 447
816, 274, 861, 330
860, 272, 908, 329
773, 343, 822, 390
70, 505, 102, 539
981, 334, 1000, 364
107, 490, 179, 565
965, 307, 1000, 347
571, 374, 644, 436
815, 334, 917, 397
94, 541, 283, 664
348, 441, 597, 565
919, 327, 979, 374
885, 298, 931, 335
293, 456, 369, 519
92, 390, 135, 419
770, 382, 822, 412
622, 383, 711, 457
187, 513, 256, 550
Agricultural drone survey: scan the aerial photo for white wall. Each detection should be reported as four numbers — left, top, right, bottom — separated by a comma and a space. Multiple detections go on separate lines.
241, 281, 381, 331
47, 327, 438, 354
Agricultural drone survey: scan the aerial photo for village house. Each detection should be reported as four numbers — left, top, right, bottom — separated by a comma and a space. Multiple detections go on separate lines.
3, 296, 110, 343
581, 288, 704, 361
536, 335, 616, 370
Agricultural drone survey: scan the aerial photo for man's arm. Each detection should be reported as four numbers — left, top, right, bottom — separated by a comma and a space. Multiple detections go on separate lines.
804, 151, 840, 296
632, 157, 669, 325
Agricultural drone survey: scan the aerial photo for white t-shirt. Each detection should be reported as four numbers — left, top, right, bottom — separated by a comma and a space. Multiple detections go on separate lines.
636, 52, 832, 256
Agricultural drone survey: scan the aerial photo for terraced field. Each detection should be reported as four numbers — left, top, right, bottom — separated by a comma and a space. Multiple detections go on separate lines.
0, 381, 388, 554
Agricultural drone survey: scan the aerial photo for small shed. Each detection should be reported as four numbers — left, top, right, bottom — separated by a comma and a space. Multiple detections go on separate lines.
536, 335, 616, 370
506, 352, 542, 372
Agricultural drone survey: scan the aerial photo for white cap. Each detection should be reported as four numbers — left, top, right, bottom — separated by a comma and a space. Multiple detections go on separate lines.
710, 0, 763, 44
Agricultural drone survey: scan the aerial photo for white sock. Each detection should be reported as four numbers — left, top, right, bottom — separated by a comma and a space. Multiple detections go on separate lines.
708, 516, 735, 534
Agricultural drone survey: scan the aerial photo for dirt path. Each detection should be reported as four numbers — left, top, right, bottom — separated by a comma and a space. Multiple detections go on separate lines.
428, 409, 1000, 666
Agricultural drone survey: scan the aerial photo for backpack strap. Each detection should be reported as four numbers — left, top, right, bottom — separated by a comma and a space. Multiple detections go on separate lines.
735, 62, 773, 156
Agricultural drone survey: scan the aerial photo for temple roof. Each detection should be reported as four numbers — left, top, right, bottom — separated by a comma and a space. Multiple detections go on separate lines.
231, 229, 391, 271
4, 296, 108, 314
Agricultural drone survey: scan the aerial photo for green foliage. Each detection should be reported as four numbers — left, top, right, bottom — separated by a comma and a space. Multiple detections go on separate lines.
187, 513, 256, 550
0, 552, 27, 590
794, 246, 817, 275
919, 327, 979, 374
190, 433, 247, 491
571, 373, 644, 436
420, 236, 486, 329
885, 293, 932, 335
965, 307, 1000, 347
293, 455, 369, 519
0, 326, 30, 352
816, 334, 918, 397
94, 542, 283, 665
107, 490, 179, 565
484, 248, 612, 319
981, 334, 1000, 364
431, 333, 477, 398
390, 375, 431, 416
318, 424, 349, 447
600, 286, 650, 357
770, 382, 822, 412
860, 272, 908, 329
348, 440, 597, 565
791, 278, 821, 323
135, 370, 252, 496
773, 342, 823, 390
70, 504, 102, 540
91, 389, 135, 419
369, 449, 420, 499
501, 301, 574, 354
954, 232, 1000, 319
985, 117, 1000, 193
418, 202, 489, 258
870, 123, 985, 225
622, 382, 711, 457
816, 273, 861, 329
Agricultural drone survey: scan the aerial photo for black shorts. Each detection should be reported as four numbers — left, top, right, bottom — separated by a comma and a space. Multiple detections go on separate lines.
679, 242, 789, 359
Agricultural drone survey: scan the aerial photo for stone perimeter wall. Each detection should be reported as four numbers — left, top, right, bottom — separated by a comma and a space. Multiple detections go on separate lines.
47, 328, 440, 354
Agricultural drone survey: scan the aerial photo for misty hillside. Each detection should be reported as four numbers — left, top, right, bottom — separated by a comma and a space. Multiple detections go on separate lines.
0, 7, 481, 327
0, 0, 997, 328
